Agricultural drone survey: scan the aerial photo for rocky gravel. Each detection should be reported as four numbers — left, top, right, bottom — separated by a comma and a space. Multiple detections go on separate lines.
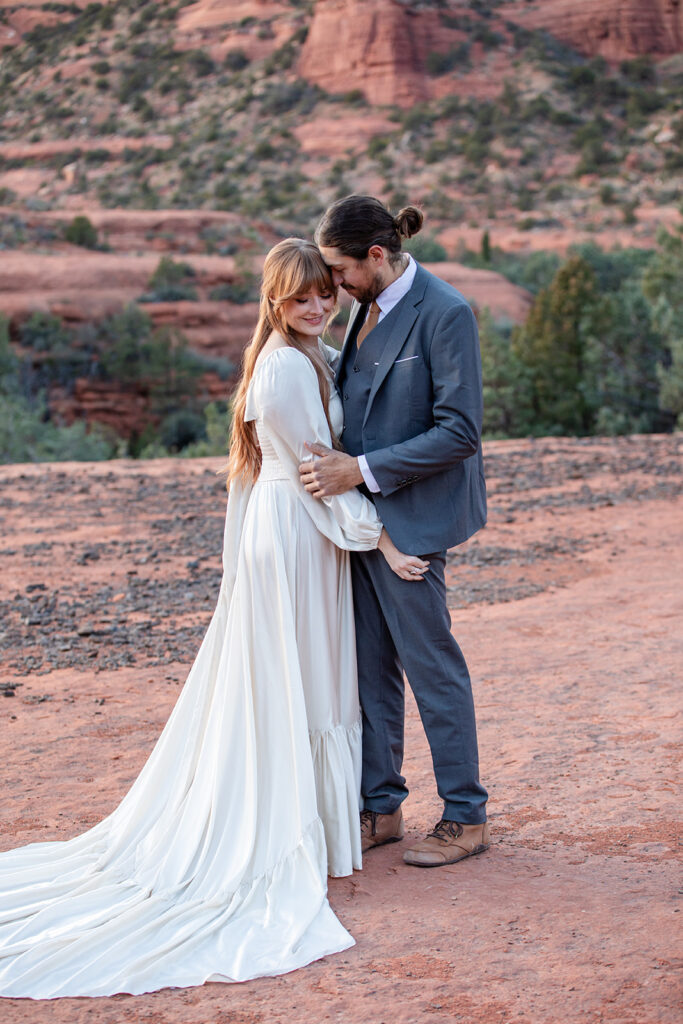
0, 434, 681, 1024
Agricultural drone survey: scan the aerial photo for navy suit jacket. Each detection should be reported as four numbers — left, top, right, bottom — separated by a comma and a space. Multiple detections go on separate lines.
336, 262, 487, 554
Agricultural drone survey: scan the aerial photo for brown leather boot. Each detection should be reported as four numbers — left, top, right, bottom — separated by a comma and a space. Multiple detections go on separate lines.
360, 808, 404, 852
403, 819, 490, 867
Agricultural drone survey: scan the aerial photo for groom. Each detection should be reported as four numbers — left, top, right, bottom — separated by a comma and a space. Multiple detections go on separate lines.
299, 195, 489, 867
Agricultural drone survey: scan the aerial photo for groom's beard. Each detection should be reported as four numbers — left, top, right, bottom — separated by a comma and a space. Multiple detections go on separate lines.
344, 271, 384, 306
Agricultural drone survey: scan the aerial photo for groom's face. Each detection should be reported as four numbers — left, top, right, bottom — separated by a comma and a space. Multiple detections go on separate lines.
319, 246, 383, 306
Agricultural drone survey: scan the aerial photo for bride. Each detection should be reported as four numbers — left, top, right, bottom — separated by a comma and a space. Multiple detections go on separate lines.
0, 238, 428, 999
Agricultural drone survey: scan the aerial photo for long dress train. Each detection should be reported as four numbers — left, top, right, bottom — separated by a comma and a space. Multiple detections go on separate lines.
0, 345, 382, 998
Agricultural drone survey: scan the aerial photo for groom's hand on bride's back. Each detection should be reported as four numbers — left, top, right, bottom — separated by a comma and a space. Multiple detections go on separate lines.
299, 442, 364, 498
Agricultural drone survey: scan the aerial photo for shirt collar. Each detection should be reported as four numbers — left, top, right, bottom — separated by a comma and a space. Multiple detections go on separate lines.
375, 254, 417, 315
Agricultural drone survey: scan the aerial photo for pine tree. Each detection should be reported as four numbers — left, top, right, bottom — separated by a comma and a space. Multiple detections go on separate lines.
512, 256, 603, 434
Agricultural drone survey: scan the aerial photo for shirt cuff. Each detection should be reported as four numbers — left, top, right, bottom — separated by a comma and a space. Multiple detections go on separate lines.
358, 454, 381, 493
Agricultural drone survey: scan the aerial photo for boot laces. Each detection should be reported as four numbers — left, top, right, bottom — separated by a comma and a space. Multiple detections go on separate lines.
427, 819, 463, 843
360, 810, 377, 836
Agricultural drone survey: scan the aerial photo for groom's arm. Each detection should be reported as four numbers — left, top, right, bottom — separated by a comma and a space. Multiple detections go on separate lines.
301, 302, 482, 499
364, 302, 482, 497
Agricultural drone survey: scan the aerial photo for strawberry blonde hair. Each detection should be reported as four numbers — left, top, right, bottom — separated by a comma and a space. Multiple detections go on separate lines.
227, 238, 339, 488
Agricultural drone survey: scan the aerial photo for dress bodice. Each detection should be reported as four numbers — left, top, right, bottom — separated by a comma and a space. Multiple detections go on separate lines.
256, 426, 290, 481
254, 358, 342, 484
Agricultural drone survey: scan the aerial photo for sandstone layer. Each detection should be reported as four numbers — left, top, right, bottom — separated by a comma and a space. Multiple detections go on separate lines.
298, 0, 442, 107
503, 0, 683, 61
0, 248, 532, 343
0, 434, 680, 1023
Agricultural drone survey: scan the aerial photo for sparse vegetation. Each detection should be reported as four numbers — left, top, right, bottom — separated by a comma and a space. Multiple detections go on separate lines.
64, 214, 99, 249
139, 257, 198, 303
479, 238, 679, 438
0, 0, 681, 455
403, 235, 448, 262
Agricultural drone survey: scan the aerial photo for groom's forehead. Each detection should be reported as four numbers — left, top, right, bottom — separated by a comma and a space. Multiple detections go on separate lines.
320, 247, 362, 270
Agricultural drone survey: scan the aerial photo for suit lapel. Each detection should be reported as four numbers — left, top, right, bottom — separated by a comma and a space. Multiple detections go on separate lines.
363, 264, 428, 425
335, 300, 366, 385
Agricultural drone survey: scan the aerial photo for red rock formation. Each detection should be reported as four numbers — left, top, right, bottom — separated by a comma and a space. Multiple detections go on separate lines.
0, 250, 261, 359
49, 379, 155, 438
297, 0, 454, 107
0, 137, 174, 163
299, 0, 683, 105
49, 371, 230, 438
424, 262, 532, 323
292, 113, 397, 158
503, 0, 683, 61
174, 0, 297, 62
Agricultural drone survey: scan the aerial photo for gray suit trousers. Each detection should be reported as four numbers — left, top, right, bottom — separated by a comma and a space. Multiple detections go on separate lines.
351, 547, 488, 824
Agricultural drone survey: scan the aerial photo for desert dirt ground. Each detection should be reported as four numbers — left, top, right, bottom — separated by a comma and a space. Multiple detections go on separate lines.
0, 434, 681, 1023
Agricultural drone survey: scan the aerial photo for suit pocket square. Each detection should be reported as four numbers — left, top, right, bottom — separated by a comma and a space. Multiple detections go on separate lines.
374, 355, 420, 366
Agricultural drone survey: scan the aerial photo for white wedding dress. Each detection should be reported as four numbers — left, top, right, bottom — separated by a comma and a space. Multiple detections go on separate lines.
0, 345, 382, 999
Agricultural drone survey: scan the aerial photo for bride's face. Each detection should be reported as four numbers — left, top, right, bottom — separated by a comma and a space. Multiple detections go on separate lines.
281, 287, 335, 341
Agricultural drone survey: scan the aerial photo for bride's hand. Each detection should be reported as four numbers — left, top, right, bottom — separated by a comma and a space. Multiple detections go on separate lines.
378, 529, 430, 581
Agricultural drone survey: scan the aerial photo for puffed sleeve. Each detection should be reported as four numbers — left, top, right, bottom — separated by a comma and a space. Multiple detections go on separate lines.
249, 348, 382, 551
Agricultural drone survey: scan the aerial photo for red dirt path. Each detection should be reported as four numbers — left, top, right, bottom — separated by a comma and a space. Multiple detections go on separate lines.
0, 435, 681, 1023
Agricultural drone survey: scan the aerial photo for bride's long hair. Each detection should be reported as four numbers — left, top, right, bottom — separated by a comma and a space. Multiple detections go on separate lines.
227, 238, 339, 488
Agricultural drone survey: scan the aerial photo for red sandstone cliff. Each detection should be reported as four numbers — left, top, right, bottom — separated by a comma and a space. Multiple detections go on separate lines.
298, 0, 683, 106
503, 0, 683, 61
297, 0, 440, 106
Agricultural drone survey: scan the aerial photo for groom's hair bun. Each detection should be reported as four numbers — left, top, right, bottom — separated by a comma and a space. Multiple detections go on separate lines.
394, 206, 423, 240
316, 195, 424, 263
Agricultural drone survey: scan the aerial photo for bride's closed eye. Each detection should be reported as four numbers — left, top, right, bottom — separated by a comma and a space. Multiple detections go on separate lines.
294, 294, 332, 304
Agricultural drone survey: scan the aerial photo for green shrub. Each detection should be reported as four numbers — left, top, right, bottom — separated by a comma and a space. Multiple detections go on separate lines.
525, 95, 554, 120
403, 235, 447, 262
208, 280, 258, 304
599, 183, 617, 205
224, 48, 250, 71
214, 175, 239, 204
568, 65, 596, 91
472, 24, 503, 48
19, 311, 71, 352
545, 183, 565, 201
147, 400, 233, 459
425, 42, 470, 76
621, 199, 638, 225
576, 138, 615, 175
140, 257, 198, 302
626, 87, 664, 126
253, 139, 276, 160
338, 89, 367, 107
186, 50, 216, 77
0, 397, 118, 463
367, 134, 390, 159
260, 80, 320, 117
479, 310, 533, 438
159, 409, 207, 451
0, 316, 118, 463
264, 42, 296, 74
64, 214, 99, 249
620, 56, 657, 84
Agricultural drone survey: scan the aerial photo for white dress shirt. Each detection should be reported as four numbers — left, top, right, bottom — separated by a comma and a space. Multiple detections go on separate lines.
357, 255, 417, 493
